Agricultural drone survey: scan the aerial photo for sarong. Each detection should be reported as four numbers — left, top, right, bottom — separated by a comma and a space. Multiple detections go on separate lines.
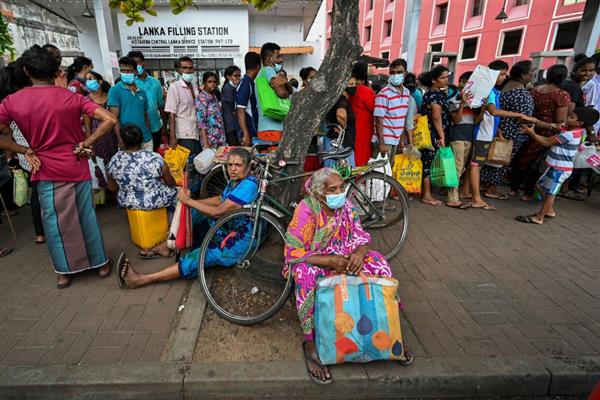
37, 180, 108, 274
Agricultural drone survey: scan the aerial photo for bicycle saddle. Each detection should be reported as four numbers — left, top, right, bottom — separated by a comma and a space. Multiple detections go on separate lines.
319, 146, 353, 161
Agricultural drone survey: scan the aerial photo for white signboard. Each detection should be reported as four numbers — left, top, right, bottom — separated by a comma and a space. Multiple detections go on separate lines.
117, 6, 248, 59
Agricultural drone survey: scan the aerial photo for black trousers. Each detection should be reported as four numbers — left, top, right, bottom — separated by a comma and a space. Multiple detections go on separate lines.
151, 130, 165, 152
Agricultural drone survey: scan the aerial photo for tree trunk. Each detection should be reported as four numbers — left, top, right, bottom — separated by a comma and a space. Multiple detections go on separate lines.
276, 0, 362, 207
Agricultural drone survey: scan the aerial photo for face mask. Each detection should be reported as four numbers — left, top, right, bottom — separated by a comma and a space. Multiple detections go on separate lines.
121, 73, 135, 85
389, 73, 405, 86
273, 63, 283, 73
136, 65, 144, 75
86, 79, 100, 92
345, 86, 357, 96
325, 192, 346, 210
181, 73, 195, 83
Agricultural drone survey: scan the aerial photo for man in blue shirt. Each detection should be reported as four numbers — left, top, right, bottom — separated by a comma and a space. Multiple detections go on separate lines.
128, 51, 166, 151
256, 42, 293, 142
236, 52, 261, 146
107, 57, 152, 150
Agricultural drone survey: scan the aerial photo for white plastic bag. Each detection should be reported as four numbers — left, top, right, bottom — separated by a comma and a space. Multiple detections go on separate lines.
573, 144, 599, 170
366, 153, 392, 201
194, 148, 216, 175
463, 65, 500, 108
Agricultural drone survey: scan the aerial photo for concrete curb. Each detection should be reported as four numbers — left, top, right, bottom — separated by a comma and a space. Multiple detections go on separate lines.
1, 356, 598, 399
163, 276, 212, 363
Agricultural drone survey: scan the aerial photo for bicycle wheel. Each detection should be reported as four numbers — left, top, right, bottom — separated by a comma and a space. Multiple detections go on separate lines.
198, 209, 293, 325
199, 165, 228, 199
347, 171, 409, 260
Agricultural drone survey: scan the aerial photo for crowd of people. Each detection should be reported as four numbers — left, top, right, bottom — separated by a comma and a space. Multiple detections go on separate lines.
0, 41, 599, 384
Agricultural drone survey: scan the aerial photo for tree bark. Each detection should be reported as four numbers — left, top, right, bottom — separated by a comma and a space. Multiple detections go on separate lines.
276, 0, 362, 207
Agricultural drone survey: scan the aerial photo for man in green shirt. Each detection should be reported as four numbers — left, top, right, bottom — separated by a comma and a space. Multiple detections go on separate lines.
128, 51, 167, 151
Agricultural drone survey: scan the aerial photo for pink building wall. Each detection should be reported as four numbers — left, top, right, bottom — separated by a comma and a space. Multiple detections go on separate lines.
326, 0, 600, 80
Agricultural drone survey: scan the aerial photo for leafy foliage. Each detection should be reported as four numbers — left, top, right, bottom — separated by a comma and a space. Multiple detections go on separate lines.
0, 14, 16, 61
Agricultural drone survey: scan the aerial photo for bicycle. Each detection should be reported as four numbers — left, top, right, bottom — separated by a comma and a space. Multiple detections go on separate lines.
197, 142, 410, 326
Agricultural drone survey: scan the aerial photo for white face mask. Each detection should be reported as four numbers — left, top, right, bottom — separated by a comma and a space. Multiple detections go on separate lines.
181, 73, 195, 83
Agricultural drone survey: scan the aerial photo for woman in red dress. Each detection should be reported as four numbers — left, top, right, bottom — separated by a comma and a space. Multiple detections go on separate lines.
348, 62, 376, 166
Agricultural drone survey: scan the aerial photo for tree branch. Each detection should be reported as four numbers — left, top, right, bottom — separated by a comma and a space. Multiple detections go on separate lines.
276, 0, 362, 206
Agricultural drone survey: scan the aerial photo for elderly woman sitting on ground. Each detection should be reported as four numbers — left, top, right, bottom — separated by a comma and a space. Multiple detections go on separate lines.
118, 147, 258, 288
284, 167, 394, 385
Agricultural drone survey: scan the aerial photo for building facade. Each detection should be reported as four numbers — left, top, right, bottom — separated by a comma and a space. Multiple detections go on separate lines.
326, 0, 600, 80
2, 0, 324, 85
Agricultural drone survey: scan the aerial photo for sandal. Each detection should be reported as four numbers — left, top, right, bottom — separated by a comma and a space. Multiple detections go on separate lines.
0, 248, 13, 258
515, 215, 543, 225
421, 199, 442, 207
116, 252, 128, 290
56, 275, 71, 289
445, 202, 468, 209
471, 202, 496, 211
484, 193, 509, 200
98, 259, 113, 278
303, 342, 332, 385
138, 250, 175, 260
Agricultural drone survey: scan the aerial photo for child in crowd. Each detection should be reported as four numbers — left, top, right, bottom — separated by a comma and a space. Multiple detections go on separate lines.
516, 106, 600, 225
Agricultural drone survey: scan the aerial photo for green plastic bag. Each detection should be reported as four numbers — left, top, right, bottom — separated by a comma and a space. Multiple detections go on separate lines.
255, 68, 291, 121
430, 147, 459, 188
13, 169, 29, 207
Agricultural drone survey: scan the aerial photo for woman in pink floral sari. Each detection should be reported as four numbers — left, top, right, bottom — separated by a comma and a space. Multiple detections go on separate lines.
284, 168, 392, 384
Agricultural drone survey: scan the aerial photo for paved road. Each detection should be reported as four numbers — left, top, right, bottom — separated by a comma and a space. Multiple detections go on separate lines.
0, 191, 599, 398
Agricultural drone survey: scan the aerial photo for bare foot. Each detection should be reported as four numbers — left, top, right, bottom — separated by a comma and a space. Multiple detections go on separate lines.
35, 235, 46, 244
521, 195, 534, 201
120, 260, 145, 289
303, 341, 331, 384
56, 274, 71, 289
97, 261, 112, 278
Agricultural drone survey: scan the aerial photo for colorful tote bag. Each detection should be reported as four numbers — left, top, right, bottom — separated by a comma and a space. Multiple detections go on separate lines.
314, 273, 407, 365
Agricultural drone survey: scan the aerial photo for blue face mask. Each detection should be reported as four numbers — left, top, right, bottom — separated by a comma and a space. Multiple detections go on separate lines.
136, 65, 144, 75
273, 63, 283, 73
121, 73, 136, 85
181, 73, 195, 83
86, 79, 100, 92
389, 73, 405, 86
325, 192, 346, 209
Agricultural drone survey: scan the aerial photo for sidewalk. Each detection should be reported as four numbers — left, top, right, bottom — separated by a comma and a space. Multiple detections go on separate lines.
1, 192, 599, 399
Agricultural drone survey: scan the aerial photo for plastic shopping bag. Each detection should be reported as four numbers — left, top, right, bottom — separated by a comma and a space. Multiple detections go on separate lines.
167, 201, 182, 250
463, 65, 500, 108
255, 68, 291, 121
164, 145, 191, 186
157, 136, 169, 157
412, 116, 434, 150
573, 144, 600, 172
12, 169, 29, 207
365, 153, 393, 201
393, 154, 422, 194
175, 173, 193, 250
88, 157, 108, 189
430, 147, 459, 188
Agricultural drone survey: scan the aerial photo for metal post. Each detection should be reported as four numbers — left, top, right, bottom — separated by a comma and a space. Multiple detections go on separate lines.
573, 0, 600, 56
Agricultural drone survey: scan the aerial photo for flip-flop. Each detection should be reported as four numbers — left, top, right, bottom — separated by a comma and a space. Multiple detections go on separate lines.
515, 215, 543, 225
421, 199, 442, 207
471, 203, 496, 211
98, 259, 113, 278
484, 193, 509, 200
138, 250, 175, 260
56, 275, 71, 289
303, 342, 332, 385
545, 213, 556, 218
445, 202, 468, 209
116, 252, 127, 290
0, 248, 13, 258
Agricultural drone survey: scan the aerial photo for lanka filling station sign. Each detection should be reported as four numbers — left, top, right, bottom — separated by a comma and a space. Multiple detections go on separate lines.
117, 6, 247, 59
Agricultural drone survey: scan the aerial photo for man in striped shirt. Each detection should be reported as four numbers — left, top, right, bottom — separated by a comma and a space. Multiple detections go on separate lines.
373, 58, 416, 166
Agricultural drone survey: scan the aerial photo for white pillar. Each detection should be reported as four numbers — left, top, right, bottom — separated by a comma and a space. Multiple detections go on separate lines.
93, 0, 119, 83
401, 0, 422, 71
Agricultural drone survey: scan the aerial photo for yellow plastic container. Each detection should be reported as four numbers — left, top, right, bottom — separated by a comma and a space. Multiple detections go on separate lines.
126, 208, 169, 249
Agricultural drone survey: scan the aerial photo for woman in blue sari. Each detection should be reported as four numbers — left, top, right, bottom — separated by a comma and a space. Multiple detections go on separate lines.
118, 148, 258, 288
